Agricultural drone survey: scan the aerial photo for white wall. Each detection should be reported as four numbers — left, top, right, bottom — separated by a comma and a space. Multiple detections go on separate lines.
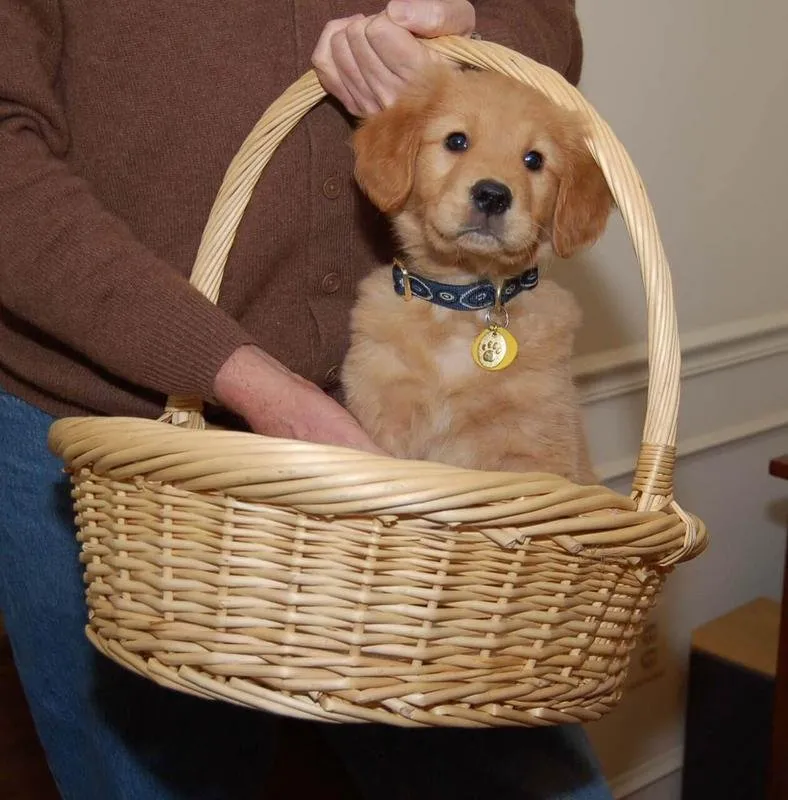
568, 0, 788, 357
566, 1, 788, 796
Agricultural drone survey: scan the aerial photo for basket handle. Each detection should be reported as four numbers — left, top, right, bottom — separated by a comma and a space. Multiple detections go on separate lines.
164, 36, 689, 539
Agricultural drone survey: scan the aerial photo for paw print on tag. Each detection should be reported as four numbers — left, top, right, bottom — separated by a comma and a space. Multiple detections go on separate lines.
472, 326, 518, 371
476, 330, 507, 369
481, 335, 504, 364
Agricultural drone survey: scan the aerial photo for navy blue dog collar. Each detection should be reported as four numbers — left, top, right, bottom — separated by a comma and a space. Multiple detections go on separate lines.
392, 262, 538, 310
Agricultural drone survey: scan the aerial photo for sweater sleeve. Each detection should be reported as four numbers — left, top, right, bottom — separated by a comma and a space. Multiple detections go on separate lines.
0, 0, 254, 400
472, 0, 583, 85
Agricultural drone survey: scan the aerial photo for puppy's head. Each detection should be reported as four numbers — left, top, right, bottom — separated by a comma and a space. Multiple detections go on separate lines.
353, 67, 613, 277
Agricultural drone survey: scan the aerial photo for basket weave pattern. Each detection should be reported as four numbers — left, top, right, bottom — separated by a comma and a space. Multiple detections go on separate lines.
49, 38, 707, 727
76, 470, 662, 726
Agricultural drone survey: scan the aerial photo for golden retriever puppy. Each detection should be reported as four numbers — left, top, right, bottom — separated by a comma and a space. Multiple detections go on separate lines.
342, 67, 612, 482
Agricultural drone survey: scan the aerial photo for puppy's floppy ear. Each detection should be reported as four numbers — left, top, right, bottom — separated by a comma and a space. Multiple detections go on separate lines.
551, 145, 614, 259
352, 81, 435, 214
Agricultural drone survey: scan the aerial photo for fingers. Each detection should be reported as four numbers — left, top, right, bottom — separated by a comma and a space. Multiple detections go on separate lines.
320, 411, 389, 455
258, 379, 387, 453
301, 389, 388, 454
363, 13, 435, 83
386, 0, 475, 38
312, 13, 432, 117
311, 2, 476, 117
334, 17, 405, 113
312, 15, 368, 116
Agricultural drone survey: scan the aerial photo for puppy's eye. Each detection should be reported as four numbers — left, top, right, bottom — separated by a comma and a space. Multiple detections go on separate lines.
523, 150, 544, 171
445, 132, 469, 152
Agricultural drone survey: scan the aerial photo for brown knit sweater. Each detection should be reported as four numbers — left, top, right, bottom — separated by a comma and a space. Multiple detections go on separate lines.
0, 1, 582, 420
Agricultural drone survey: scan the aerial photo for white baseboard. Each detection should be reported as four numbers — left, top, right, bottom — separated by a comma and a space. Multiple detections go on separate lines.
609, 746, 683, 799
575, 309, 788, 405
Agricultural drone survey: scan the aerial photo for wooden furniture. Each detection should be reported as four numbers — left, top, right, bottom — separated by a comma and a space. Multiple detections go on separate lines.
682, 456, 788, 799
769, 455, 788, 800
682, 599, 780, 799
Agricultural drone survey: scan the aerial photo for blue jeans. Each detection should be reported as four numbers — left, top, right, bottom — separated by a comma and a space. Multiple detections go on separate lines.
0, 388, 612, 800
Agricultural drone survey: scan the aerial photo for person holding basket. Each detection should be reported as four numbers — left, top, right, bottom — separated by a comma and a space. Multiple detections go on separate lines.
0, 1, 612, 797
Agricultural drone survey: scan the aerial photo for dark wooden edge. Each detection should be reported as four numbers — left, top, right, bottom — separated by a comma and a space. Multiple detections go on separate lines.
769, 454, 788, 799
770, 455, 788, 482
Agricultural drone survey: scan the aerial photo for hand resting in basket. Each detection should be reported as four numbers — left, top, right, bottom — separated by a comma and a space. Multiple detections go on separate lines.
342, 66, 613, 479
213, 342, 385, 453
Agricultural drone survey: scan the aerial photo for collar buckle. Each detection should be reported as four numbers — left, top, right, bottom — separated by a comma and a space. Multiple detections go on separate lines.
394, 258, 413, 301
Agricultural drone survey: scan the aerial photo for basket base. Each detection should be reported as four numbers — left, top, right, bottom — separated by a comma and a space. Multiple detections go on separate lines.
86, 625, 626, 728
64, 454, 664, 729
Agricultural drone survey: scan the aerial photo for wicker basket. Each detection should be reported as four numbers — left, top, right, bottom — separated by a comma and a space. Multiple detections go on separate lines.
48, 37, 707, 728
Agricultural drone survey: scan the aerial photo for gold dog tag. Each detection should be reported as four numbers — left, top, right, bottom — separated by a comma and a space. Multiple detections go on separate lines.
472, 324, 518, 371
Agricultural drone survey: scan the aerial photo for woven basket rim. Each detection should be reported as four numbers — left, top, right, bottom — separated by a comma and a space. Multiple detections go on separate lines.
48, 415, 707, 564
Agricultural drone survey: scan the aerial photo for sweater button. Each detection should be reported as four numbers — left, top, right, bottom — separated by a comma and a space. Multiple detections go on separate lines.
321, 272, 341, 294
322, 175, 341, 199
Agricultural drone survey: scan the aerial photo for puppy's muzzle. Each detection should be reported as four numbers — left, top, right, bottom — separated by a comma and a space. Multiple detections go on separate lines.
471, 180, 512, 216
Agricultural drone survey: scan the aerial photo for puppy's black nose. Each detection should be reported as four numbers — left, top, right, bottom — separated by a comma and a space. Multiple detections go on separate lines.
471, 180, 512, 216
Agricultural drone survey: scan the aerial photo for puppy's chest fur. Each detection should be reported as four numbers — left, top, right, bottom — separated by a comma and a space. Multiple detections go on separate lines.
342, 267, 591, 480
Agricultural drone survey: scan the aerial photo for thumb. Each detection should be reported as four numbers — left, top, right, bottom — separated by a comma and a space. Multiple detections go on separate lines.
386, 0, 475, 38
